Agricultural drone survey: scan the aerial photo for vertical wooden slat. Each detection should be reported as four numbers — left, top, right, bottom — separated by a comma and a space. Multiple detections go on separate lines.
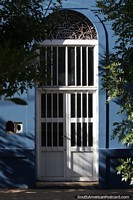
51, 47, 53, 86
87, 92, 89, 147
80, 47, 82, 86
81, 92, 83, 147
86, 47, 88, 86
45, 47, 48, 86
46, 93, 47, 147
57, 93, 59, 146
65, 46, 68, 86
51, 93, 53, 147
57, 47, 59, 86
75, 92, 77, 146
75, 47, 77, 86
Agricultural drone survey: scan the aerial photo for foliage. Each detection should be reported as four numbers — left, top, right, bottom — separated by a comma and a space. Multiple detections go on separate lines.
5, 97, 28, 105
0, 0, 61, 98
96, 0, 133, 185
116, 158, 133, 185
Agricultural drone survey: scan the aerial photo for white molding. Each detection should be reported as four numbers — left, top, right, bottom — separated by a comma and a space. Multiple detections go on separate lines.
39, 39, 98, 46
37, 86, 97, 92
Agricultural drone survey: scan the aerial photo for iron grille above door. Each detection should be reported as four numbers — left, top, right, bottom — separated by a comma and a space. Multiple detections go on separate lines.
40, 45, 95, 87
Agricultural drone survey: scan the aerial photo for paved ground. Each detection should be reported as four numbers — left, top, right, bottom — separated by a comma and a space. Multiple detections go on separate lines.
0, 189, 133, 200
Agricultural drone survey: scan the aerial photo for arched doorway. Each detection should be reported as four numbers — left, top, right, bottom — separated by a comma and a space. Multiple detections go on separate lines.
36, 10, 98, 181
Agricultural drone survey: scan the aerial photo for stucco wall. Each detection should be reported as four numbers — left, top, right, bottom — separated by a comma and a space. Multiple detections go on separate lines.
0, 90, 35, 188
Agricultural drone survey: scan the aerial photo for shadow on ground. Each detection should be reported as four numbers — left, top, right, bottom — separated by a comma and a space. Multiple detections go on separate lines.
0, 189, 133, 200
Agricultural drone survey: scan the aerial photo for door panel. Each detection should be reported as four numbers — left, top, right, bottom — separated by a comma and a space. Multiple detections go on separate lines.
71, 152, 93, 177
40, 92, 66, 181
70, 92, 93, 149
41, 93, 64, 148
40, 152, 64, 177
66, 92, 96, 181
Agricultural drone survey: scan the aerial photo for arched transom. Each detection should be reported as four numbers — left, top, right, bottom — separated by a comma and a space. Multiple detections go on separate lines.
46, 10, 97, 40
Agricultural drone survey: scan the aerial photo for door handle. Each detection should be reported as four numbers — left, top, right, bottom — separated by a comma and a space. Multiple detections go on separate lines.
63, 135, 71, 140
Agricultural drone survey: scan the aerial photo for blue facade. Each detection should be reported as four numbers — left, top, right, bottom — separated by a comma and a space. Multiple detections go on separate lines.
0, 91, 36, 188
0, 0, 132, 189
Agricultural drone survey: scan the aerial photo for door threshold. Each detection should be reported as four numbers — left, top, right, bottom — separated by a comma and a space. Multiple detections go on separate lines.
36, 181, 99, 189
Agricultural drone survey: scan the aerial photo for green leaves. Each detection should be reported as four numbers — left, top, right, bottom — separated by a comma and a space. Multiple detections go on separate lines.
0, 0, 61, 98
97, 0, 133, 186
96, 0, 133, 46
111, 120, 133, 145
116, 158, 133, 185
97, 0, 133, 144
101, 61, 125, 101
5, 98, 28, 105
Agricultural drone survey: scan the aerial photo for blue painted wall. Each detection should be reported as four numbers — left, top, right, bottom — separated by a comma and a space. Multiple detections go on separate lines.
0, 0, 132, 189
0, 90, 36, 188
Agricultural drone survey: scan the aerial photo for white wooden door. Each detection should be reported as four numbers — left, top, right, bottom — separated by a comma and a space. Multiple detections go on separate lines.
37, 91, 67, 181
36, 41, 98, 181
66, 91, 98, 181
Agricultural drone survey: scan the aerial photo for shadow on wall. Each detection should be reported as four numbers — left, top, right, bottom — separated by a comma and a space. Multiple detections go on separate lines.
0, 118, 36, 188
0, 118, 5, 134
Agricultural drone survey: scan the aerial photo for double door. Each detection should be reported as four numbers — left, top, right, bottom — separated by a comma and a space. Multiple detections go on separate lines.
37, 89, 98, 181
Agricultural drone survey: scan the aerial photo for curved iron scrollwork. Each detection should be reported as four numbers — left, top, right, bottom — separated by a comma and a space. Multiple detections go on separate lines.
47, 10, 97, 40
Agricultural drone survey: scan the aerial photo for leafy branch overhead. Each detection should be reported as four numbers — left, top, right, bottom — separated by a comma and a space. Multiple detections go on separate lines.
0, 0, 62, 97
97, 0, 133, 185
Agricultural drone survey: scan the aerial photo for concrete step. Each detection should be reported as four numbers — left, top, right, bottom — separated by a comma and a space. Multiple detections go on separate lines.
36, 181, 99, 189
